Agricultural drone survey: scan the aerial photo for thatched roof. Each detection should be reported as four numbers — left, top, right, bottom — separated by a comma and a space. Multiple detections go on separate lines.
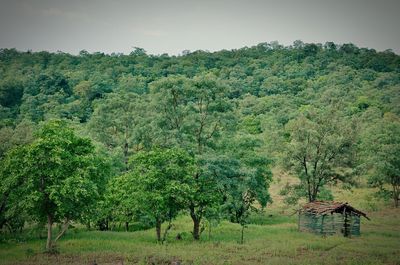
300, 201, 369, 220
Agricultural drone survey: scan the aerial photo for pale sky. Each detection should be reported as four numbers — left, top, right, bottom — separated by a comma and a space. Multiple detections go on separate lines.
0, 0, 399, 55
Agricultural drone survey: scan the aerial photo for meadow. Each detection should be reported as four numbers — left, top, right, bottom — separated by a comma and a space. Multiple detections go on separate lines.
1, 182, 399, 265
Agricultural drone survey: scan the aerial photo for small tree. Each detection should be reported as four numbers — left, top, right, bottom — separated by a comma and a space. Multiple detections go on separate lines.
117, 148, 195, 243
106, 173, 137, 231
78, 150, 114, 231
283, 108, 358, 203
2, 120, 102, 251
218, 134, 271, 244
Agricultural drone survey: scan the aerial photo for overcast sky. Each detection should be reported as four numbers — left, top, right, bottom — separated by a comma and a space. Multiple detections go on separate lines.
0, 0, 399, 55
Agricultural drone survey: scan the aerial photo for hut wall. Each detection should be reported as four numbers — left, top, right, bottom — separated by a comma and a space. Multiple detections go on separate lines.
298, 213, 361, 236
347, 213, 361, 236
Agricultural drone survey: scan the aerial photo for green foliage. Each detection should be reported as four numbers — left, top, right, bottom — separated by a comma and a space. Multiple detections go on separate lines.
0, 146, 30, 232
25, 120, 98, 221
0, 120, 35, 158
216, 134, 272, 243
0, 77, 24, 108
0, 120, 104, 250
150, 73, 231, 151
88, 91, 153, 170
149, 73, 234, 240
219, 134, 272, 216
109, 148, 195, 242
283, 107, 358, 202
0, 42, 399, 248
362, 113, 400, 207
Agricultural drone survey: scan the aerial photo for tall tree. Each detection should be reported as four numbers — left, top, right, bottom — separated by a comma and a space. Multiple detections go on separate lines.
283, 107, 358, 202
150, 74, 232, 240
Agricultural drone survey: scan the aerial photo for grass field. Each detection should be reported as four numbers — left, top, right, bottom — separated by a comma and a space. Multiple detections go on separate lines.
1, 175, 399, 265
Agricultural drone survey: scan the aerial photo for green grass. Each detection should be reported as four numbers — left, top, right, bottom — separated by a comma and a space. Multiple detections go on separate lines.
1, 186, 400, 265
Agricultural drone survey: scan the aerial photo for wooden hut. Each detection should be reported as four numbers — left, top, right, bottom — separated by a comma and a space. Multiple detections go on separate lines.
298, 201, 369, 237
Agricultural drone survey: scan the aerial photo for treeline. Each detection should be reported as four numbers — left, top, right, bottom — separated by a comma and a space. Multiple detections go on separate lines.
0, 41, 399, 250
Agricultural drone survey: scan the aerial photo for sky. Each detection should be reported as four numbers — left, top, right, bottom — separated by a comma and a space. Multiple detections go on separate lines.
0, 0, 399, 55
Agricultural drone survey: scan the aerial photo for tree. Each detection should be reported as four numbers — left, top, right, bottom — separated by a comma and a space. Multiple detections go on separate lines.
130, 47, 147, 56
88, 92, 152, 171
0, 120, 35, 158
0, 146, 29, 232
150, 74, 232, 240
0, 76, 24, 108
364, 113, 400, 207
114, 148, 195, 243
218, 134, 272, 244
283, 107, 358, 203
105, 174, 136, 231
1, 120, 102, 251
78, 148, 114, 231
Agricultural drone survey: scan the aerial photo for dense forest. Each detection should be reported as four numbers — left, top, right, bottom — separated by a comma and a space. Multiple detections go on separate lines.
0, 41, 399, 251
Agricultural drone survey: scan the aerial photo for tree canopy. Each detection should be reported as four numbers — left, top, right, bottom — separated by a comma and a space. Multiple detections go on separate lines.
0, 120, 105, 250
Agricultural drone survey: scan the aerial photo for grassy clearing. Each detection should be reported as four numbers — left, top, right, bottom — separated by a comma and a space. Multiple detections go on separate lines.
1, 208, 399, 265
1, 184, 399, 265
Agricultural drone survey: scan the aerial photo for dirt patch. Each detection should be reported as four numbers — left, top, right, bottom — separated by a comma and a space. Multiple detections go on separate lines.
145, 255, 188, 265
8, 253, 126, 265
7, 251, 194, 265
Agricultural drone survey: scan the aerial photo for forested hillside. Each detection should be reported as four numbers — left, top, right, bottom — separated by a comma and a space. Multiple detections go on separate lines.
1, 41, 399, 252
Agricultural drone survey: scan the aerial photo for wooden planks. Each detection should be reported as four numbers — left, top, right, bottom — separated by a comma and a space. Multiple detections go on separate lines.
298, 212, 361, 236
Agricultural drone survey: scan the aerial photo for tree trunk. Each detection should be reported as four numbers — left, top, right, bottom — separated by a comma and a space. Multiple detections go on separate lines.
240, 224, 245, 244
190, 205, 202, 240
303, 158, 312, 203
0, 193, 9, 218
208, 221, 212, 240
54, 219, 70, 243
309, 182, 319, 202
161, 221, 173, 244
393, 183, 399, 208
46, 214, 53, 251
125, 221, 129, 232
192, 218, 200, 240
156, 219, 162, 242
310, 191, 317, 202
